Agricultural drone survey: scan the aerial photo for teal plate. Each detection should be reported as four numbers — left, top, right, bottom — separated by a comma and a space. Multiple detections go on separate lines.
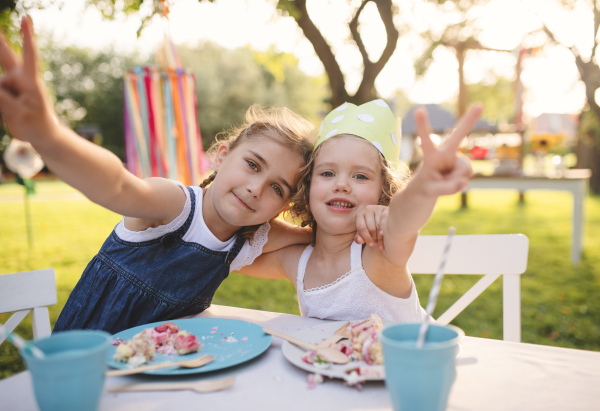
106, 318, 271, 375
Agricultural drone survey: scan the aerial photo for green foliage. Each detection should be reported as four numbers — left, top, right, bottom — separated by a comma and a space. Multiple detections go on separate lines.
418, 190, 600, 349
413, 40, 440, 77
38, 42, 147, 160
178, 41, 327, 147
467, 76, 515, 124
83, 0, 217, 36
0, 36, 325, 160
1, 180, 600, 379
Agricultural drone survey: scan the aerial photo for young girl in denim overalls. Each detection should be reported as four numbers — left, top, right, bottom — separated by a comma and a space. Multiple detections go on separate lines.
0, 18, 317, 333
237, 100, 483, 323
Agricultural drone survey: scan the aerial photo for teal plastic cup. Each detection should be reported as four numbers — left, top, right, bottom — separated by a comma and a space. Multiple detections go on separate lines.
21, 330, 111, 411
381, 323, 463, 411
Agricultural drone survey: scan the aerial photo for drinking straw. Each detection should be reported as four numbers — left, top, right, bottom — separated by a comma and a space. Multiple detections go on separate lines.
416, 226, 456, 348
0, 324, 45, 359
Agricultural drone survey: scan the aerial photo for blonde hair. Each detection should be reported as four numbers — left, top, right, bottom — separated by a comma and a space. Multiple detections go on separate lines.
202, 104, 315, 240
290, 134, 410, 244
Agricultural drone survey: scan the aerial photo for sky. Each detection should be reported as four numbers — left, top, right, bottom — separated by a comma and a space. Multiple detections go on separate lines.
25, 0, 590, 121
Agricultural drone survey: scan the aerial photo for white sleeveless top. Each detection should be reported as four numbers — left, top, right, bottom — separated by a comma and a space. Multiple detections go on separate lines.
296, 241, 426, 322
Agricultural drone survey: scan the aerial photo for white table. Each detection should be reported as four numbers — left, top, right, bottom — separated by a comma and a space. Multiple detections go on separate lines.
2, 305, 599, 410
463, 169, 591, 265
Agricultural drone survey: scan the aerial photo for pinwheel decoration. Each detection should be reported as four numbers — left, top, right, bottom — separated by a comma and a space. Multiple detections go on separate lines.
3, 138, 45, 247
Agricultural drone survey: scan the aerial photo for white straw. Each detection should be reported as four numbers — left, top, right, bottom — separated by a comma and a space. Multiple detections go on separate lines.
416, 227, 456, 348
0, 324, 45, 358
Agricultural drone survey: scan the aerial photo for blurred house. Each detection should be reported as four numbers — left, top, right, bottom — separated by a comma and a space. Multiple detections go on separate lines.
400, 104, 497, 164
528, 113, 579, 148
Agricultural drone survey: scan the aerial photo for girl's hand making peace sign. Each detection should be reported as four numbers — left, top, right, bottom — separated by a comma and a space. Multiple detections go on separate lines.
413, 103, 483, 197
0, 17, 58, 144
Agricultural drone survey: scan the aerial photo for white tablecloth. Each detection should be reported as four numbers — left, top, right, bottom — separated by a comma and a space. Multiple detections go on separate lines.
2, 305, 599, 410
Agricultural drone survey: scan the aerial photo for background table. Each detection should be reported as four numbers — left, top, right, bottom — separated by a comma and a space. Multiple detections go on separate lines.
462, 169, 591, 264
2, 304, 599, 410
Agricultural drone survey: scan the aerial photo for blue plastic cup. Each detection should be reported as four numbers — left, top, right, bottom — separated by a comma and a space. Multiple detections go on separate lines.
381, 323, 463, 411
21, 330, 111, 411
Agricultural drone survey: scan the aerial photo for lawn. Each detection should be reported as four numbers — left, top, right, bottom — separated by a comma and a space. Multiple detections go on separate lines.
1, 178, 599, 379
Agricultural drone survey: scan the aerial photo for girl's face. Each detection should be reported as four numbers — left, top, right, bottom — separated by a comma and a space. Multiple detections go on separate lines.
309, 135, 383, 235
207, 135, 304, 238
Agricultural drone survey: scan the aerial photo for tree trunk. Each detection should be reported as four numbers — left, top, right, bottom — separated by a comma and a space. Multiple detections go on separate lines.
456, 44, 467, 117
577, 128, 600, 194
288, 0, 398, 108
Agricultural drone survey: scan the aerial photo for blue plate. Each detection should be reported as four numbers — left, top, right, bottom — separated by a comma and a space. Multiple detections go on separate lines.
106, 318, 272, 375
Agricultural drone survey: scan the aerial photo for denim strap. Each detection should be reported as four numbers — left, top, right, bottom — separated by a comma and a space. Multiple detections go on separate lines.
160, 186, 196, 247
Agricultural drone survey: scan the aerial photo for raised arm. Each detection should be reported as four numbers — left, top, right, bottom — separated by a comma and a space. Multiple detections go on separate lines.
366, 104, 482, 272
0, 17, 183, 223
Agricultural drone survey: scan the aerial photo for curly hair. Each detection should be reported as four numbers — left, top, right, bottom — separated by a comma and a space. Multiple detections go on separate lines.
290, 134, 410, 244
201, 104, 315, 240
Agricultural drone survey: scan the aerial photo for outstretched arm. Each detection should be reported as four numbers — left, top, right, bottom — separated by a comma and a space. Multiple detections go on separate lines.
0, 17, 184, 224
364, 104, 482, 281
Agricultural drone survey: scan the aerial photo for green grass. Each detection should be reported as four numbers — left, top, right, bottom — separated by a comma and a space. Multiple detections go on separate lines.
1, 179, 599, 379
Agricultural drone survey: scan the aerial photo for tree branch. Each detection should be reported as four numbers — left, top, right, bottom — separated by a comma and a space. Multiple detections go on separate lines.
349, 1, 371, 67
353, 0, 399, 103
290, 0, 348, 105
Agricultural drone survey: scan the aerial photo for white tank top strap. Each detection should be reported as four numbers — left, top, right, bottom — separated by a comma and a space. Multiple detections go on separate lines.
350, 241, 363, 271
297, 245, 314, 291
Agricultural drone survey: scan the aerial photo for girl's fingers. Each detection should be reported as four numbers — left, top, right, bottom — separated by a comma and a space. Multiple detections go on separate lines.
365, 212, 378, 246
0, 29, 20, 72
444, 103, 483, 152
415, 107, 435, 154
0, 82, 17, 114
21, 16, 38, 81
355, 215, 372, 245
377, 208, 389, 228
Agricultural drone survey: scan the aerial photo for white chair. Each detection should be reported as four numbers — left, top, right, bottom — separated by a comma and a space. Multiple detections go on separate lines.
0, 268, 56, 344
407, 234, 529, 342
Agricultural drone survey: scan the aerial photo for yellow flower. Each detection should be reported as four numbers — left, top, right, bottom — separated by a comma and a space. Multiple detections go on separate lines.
529, 133, 564, 152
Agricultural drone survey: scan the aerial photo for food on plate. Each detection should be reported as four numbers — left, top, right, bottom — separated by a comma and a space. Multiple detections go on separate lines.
112, 321, 201, 366
343, 313, 384, 365
301, 314, 384, 368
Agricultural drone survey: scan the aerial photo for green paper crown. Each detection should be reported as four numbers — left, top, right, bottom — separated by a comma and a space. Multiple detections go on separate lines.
316, 99, 401, 163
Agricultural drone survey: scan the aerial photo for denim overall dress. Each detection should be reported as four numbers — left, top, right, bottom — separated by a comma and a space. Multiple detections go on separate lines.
54, 186, 245, 334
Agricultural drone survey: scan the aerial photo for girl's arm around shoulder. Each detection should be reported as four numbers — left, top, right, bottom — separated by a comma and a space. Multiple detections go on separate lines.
233, 244, 304, 283
261, 217, 312, 253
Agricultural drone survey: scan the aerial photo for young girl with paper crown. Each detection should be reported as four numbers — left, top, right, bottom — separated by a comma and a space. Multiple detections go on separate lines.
239, 99, 482, 322
0, 18, 353, 334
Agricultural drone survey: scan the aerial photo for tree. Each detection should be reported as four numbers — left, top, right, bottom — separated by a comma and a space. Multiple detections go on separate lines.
178, 42, 327, 147
535, 0, 600, 193
277, 0, 399, 107
413, 0, 511, 117
467, 77, 515, 125
81, 0, 401, 108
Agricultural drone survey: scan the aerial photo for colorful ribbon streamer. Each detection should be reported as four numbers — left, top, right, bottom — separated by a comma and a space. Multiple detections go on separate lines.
123, 66, 206, 185
123, 1, 206, 185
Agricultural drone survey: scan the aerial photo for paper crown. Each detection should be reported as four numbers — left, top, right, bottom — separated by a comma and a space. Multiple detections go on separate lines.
316, 99, 401, 163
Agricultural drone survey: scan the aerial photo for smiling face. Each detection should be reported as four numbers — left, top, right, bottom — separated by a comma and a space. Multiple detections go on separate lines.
309, 135, 383, 235
204, 134, 305, 240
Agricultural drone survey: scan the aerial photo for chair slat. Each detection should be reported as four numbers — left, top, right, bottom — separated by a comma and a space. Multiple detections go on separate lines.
0, 269, 57, 312
408, 234, 529, 342
408, 234, 529, 275
0, 268, 56, 341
